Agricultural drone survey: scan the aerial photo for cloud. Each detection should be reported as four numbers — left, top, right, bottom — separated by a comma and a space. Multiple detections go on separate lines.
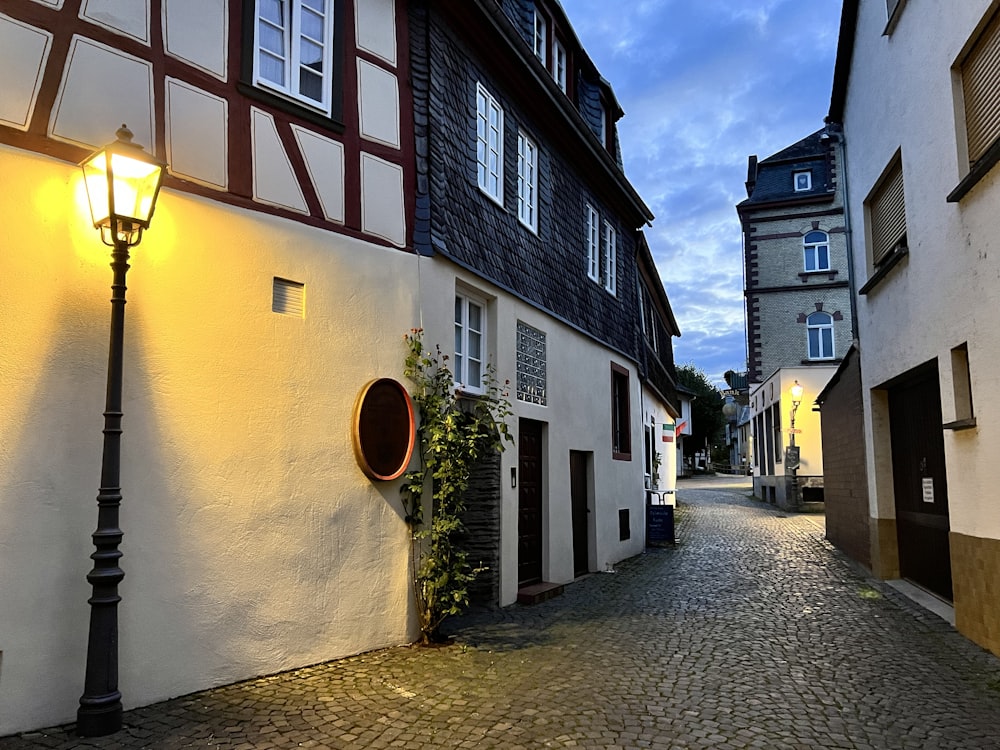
560, 0, 842, 384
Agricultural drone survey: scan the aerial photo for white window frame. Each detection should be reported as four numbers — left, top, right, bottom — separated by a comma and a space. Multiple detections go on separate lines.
803, 231, 831, 272
476, 83, 504, 205
517, 130, 538, 232
533, 11, 547, 66
586, 204, 600, 282
455, 291, 487, 394
253, 0, 336, 115
806, 311, 835, 360
553, 38, 567, 93
604, 221, 617, 295
793, 170, 812, 192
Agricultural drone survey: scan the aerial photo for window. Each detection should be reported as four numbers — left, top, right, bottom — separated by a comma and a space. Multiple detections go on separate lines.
476, 83, 504, 204
803, 231, 830, 272
517, 131, 538, 232
253, 0, 336, 115
516, 321, 547, 405
455, 292, 486, 393
611, 363, 631, 460
793, 170, 812, 192
867, 156, 906, 267
533, 11, 547, 66
586, 204, 600, 282
961, 9, 1000, 168
553, 39, 567, 93
604, 221, 617, 295
806, 311, 834, 360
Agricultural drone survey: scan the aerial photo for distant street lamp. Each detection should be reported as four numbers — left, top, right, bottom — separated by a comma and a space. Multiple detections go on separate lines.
789, 380, 804, 446
787, 380, 804, 507
77, 125, 165, 737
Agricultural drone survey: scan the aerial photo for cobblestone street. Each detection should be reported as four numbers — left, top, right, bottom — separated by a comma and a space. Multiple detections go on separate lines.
5, 478, 1000, 749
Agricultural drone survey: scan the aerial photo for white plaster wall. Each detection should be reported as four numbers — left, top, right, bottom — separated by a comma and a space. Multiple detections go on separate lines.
162, 0, 227, 80
749, 367, 835, 479
641, 385, 677, 495
417, 260, 646, 607
0, 14, 52, 130
842, 0, 1000, 538
0, 147, 420, 734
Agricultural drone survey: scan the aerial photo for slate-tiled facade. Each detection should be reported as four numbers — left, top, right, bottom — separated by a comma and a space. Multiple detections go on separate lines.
409, 0, 679, 601
411, 0, 651, 358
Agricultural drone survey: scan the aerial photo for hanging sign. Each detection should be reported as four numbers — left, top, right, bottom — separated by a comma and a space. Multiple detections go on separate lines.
661, 422, 674, 442
352, 378, 416, 481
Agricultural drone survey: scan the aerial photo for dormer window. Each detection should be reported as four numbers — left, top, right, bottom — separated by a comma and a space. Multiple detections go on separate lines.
553, 38, 567, 93
793, 170, 812, 192
533, 11, 547, 66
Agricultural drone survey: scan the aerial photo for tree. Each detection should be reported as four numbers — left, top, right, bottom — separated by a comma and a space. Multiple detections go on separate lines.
677, 364, 725, 466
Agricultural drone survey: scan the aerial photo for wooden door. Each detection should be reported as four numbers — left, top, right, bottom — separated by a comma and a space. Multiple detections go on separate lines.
889, 364, 952, 601
518, 420, 544, 585
570, 451, 590, 577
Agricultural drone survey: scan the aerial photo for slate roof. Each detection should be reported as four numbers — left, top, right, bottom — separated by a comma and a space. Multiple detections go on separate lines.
738, 129, 834, 207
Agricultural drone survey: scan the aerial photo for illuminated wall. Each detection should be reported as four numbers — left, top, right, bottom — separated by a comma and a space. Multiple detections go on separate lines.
0, 146, 420, 733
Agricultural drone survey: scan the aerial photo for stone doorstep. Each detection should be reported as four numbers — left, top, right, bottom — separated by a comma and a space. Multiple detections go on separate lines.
516, 581, 565, 605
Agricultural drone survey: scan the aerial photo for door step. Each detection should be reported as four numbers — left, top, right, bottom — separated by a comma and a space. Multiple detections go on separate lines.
517, 581, 564, 605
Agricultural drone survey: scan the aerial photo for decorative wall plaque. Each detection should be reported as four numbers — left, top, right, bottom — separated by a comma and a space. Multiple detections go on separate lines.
352, 378, 416, 481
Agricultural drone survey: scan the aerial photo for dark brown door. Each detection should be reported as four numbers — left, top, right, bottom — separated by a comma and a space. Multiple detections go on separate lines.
518, 420, 544, 586
889, 363, 952, 600
570, 451, 590, 577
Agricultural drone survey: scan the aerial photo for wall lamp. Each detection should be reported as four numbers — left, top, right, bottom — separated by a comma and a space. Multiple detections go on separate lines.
77, 125, 165, 737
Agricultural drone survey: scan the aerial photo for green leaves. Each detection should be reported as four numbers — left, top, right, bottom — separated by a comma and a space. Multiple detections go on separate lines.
400, 329, 513, 643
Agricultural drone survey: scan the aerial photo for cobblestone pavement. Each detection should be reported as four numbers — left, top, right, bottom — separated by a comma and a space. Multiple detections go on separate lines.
5, 481, 1000, 749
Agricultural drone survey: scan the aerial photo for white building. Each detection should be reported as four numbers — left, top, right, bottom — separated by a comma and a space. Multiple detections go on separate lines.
827, 0, 1000, 658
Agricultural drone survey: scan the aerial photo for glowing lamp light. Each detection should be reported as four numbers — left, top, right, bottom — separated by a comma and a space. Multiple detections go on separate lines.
81, 124, 165, 247
790, 381, 804, 406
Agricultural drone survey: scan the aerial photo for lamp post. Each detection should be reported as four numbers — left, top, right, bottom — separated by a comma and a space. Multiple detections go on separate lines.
788, 380, 804, 507
77, 125, 165, 737
789, 381, 804, 446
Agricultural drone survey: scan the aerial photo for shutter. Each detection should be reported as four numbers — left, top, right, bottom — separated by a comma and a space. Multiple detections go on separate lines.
963, 10, 1000, 164
272, 277, 305, 317
869, 160, 906, 266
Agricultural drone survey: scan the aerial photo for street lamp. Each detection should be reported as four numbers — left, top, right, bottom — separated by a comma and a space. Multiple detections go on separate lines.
787, 381, 804, 508
789, 380, 804, 444
77, 125, 165, 737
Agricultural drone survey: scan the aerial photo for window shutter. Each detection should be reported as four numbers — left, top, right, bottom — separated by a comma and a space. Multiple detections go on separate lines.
963, 10, 1000, 165
869, 160, 906, 266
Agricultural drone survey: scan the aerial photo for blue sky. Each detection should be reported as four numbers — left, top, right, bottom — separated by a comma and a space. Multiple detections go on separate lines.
559, 0, 843, 385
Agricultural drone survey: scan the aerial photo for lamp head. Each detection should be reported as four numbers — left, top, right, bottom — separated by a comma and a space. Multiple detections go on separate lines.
81, 124, 166, 247
790, 380, 804, 406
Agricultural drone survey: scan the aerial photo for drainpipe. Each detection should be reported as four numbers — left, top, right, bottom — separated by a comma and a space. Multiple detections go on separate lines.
822, 121, 859, 341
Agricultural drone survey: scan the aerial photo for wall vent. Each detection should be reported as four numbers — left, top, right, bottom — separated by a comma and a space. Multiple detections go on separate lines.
272, 277, 305, 317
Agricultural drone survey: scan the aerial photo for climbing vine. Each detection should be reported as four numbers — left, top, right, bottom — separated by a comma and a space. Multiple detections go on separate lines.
400, 329, 513, 644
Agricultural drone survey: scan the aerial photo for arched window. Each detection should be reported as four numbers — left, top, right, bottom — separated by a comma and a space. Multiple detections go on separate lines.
803, 231, 830, 272
807, 311, 834, 359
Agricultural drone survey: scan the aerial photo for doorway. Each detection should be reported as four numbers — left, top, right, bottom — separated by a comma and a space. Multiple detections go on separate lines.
888, 362, 952, 600
517, 419, 544, 586
569, 451, 591, 577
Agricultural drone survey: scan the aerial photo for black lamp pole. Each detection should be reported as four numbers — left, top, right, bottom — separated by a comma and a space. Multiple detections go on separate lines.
77, 236, 131, 737
76, 125, 164, 737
